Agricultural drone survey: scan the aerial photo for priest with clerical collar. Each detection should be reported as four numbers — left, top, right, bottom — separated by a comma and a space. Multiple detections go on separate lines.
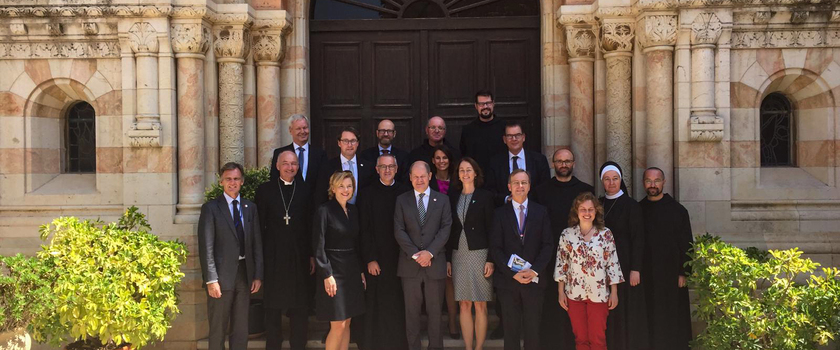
356, 153, 411, 350
254, 150, 314, 350
531, 148, 594, 350
638, 167, 694, 350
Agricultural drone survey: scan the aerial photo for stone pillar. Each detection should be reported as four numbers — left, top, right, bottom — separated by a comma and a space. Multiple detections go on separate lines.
172, 21, 210, 214
689, 12, 724, 142
244, 53, 257, 168
563, 20, 597, 184
252, 17, 291, 167
127, 22, 163, 147
214, 20, 252, 166
639, 13, 677, 194
600, 19, 635, 193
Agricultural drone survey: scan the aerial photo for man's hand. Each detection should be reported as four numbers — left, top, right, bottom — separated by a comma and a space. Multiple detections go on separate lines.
310, 257, 316, 275
207, 282, 222, 299
513, 269, 536, 284
414, 251, 433, 267
629, 270, 641, 286
250, 279, 261, 294
368, 261, 381, 276
483, 262, 494, 278
678, 275, 686, 288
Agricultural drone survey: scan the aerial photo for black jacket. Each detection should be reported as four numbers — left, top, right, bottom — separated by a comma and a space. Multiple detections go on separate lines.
360, 145, 410, 181
446, 187, 495, 262
314, 155, 376, 205
270, 143, 328, 195
488, 201, 553, 290
484, 149, 551, 206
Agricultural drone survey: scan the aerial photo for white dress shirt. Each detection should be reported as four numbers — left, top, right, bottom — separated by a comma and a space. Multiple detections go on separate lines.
509, 150, 526, 172
341, 154, 360, 203
512, 198, 528, 233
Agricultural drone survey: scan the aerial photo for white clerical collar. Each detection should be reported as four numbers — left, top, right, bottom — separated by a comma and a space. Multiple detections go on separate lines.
340, 154, 357, 164
508, 149, 524, 159
606, 189, 624, 200
280, 177, 294, 185
380, 179, 395, 187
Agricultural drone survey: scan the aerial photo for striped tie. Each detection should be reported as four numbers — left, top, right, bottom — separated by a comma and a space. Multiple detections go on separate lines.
418, 193, 426, 226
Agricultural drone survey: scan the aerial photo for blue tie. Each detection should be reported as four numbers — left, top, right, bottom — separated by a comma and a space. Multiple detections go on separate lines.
297, 146, 305, 180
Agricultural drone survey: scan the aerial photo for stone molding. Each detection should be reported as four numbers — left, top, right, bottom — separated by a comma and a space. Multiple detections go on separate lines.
691, 12, 723, 45
0, 5, 173, 18
638, 13, 678, 49
601, 20, 635, 53
0, 41, 120, 59
730, 28, 840, 48
127, 123, 163, 147
171, 22, 210, 55
565, 26, 598, 60
689, 115, 724, 141
638, 0, 678, 9
128, 22, 159, 54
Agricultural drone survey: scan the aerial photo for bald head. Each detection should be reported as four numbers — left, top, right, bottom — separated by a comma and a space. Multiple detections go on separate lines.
552, 148, 575, 180
276, 150, 300, 182
426, 116, 446, 144
376, 119, 396, 147
409, 161, 432, 192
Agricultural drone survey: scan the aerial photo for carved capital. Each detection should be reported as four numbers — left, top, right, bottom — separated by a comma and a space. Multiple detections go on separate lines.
601, 21, 635, 53
171, 6, 208, 19
171, 23, 210, 55
127, 122, 162, 147
565, 26, 598, 59
638, 14, 677, 49
689, 114, 724, 142
213, 25, 251, 60
128, 22, 159, 54
251, 31, 285, 63
638, 0, 678, 9
691, 12, 722, 46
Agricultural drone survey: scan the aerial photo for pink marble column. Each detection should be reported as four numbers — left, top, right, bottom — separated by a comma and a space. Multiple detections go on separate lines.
564, 23, 597, 184
601, 20, 635, 193
244, 54, 257, 168
645, 49, 674, 194
256, 63, 282, 167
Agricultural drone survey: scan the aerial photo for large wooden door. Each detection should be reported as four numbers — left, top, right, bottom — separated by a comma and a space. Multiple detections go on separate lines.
310, 1, 541, 158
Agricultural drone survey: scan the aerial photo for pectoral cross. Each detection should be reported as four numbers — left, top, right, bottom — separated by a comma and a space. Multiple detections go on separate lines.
284, 213, 291, 225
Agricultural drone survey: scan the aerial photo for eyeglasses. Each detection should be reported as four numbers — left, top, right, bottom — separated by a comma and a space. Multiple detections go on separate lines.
553, 160, 574, 165
377, 129, 395, 134
377, 165, 397, 170
476, 101, 494, 107
428, 126, 446, 131
510, 181, 530, 187
643, 179, 664, 185
504, 133, 524, 140
339, 139, 358, 145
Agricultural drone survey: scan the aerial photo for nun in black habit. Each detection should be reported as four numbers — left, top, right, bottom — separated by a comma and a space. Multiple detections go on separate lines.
598, 161, 650, 350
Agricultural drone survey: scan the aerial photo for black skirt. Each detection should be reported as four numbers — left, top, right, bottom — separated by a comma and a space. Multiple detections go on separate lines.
316, 249, 366, 321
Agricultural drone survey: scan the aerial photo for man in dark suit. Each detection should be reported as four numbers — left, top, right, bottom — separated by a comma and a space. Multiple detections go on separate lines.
394, 161, 453, 350
198, 162, 264, 350
315, 126, 375, 205
485, 122, 550, 206
360, 119, 410, 181
269, 114, 327, 195
489, 169, 553, 350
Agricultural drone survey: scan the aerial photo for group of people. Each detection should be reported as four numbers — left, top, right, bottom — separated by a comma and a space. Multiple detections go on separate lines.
197, 91, 695, 350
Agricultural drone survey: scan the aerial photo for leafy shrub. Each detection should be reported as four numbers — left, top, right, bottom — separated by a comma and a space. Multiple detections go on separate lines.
688, 234, 840, 350
0, 254, 54, 333
204, 166, 270, 202
31, 207, 188, 349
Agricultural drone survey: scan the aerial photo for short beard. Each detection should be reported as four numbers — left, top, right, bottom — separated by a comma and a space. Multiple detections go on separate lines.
557, 167, 573, 177
379, 138, 392, 146
646, 188, 661, 197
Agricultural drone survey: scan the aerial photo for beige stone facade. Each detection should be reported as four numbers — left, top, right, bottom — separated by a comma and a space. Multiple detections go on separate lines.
1, 0, 839, 348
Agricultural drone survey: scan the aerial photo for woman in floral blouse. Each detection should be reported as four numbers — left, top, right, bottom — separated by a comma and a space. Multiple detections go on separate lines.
555, 192, 624, 350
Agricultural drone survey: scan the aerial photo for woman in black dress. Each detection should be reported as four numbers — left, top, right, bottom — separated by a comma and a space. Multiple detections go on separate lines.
313, 171, 366, 350
598, 161, 650, 350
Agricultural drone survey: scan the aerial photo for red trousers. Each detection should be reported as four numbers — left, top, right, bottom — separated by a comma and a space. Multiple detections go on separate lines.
567, 298, 609, 350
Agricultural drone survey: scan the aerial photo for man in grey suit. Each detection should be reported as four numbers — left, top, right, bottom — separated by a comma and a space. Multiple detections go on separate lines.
394, 161, 452, 350
198, 162, 264, 350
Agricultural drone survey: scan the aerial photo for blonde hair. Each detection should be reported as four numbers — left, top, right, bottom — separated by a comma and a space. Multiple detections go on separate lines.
567, 192, 605, 229
327, 171, 356, 200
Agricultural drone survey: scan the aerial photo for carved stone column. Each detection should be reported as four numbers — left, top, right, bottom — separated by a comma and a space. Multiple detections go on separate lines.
639, 13, 677, 193
214, 18, 252, 165
252, 17, 291, 167
600, 19, 635, 193
690, 12, 724, 142
172, 20, 210, 212
127, 22, 162, 147
563, 18, 598, 184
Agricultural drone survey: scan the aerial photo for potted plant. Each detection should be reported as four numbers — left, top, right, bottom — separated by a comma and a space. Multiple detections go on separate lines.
0, 254, 54, 350
689, 234, 840, 349
30, 207, 188, 350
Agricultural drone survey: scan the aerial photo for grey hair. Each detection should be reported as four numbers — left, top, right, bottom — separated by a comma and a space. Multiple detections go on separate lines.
410, 160, 431, 174
377, 153, 397, 164
288, 114, 309, 126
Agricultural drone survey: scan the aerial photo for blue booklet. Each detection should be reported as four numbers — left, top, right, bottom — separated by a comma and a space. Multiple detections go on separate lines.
507, 254, 539, 283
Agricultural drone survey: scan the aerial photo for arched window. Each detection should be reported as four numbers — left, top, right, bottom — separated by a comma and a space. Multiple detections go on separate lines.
312, 0, 539, 20
66, 101, 96, 173
760, 93, 794, 167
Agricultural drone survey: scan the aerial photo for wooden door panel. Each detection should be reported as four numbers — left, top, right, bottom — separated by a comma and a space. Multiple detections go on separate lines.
372, 41, 414, 108
319, 42, 363, 108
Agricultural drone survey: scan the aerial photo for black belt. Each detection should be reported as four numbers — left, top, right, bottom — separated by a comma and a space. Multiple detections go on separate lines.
325, 248, 354, 252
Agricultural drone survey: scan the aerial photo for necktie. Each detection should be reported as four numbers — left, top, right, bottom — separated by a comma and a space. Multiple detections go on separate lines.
418, 193, 427, 226
232, 200, 246, 257
518, 204, 526, 242
297, 146, 305, 180
347, 160, 357, 204
512, 156, 520, 171
381, 149, 390, 155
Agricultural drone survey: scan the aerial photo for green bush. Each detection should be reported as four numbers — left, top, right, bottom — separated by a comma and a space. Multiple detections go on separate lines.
0, 254, 55, 333
689, 234, 840, 350
31, 207, 188, 349
204, 166, 270, 202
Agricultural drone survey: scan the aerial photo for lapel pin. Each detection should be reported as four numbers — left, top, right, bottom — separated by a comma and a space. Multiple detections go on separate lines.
471, 200, 476, 204
244, 204, 248, 208
433, 198, 437, 202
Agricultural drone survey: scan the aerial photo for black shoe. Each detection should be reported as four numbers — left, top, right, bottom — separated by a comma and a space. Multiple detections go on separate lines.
489, 327, 504, 340
450, 331, 460, 340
